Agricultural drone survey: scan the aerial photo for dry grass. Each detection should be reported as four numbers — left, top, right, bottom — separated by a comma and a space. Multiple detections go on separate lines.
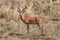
0, 0, 60, 40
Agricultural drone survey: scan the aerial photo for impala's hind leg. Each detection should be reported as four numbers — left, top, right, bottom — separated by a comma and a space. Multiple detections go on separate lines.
36, 22, 45, 36
36, 23, 40, 30
41, 27, 45, 36
35, 21, 40, 30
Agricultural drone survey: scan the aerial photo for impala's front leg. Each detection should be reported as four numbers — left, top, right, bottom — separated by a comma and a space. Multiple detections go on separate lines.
27, 24, 29, 34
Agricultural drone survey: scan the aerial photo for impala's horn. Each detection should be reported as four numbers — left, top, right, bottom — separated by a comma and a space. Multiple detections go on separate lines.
17, 3, 21, 13
17, 7, 21, 13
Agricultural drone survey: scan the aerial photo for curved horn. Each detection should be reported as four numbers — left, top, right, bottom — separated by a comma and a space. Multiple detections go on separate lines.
17, 4, 21, 13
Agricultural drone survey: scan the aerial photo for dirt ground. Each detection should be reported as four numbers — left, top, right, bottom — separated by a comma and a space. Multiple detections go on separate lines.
0, 0, 60, 40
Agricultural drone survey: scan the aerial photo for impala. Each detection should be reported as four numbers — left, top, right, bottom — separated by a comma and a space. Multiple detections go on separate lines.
17, 6, 45, 36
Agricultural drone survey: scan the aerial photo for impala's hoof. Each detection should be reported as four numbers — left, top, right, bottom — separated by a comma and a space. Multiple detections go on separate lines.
41, 34, 45, 36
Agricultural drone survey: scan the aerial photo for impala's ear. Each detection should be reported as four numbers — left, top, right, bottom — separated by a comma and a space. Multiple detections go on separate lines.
22, 5, 27, 13
17, 7, 21, 13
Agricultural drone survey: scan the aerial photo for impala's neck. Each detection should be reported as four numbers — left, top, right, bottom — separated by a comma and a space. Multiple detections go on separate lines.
20, 13, 26, 23
20, 13, 23, 20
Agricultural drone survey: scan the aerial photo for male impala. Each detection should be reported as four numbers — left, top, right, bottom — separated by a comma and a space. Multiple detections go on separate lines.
17, 6, 45, 36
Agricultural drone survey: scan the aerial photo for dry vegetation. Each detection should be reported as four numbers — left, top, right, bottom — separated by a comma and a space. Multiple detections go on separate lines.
0, 0, 60, 40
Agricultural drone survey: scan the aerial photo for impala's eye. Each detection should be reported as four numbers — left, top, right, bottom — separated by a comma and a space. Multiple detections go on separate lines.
52, 0, 56, 2
22, 8, 25, 13
17, 10, 21, 13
